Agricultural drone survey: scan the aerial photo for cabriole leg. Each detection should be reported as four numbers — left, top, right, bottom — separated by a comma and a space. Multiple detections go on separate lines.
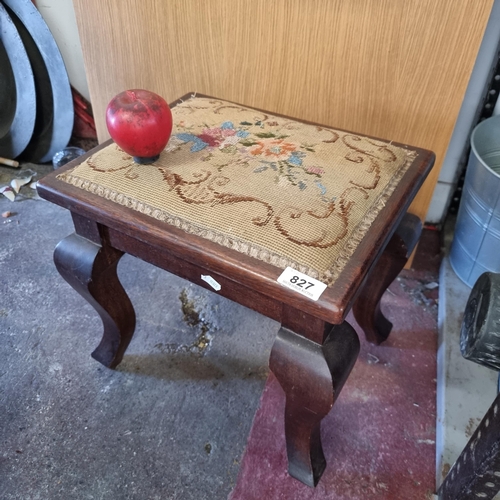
353, 212, 422, 344
54, 232, 136, 368
269, 319, 360, 486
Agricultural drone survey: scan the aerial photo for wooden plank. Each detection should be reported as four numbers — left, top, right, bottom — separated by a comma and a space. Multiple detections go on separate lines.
72, 0, 493, 221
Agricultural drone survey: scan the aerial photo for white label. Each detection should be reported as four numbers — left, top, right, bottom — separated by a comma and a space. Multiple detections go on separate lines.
277, 267, 327, 301
201, 275, 221, 291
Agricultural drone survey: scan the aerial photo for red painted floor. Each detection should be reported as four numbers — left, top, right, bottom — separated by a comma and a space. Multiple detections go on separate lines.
229, 250, 439, 499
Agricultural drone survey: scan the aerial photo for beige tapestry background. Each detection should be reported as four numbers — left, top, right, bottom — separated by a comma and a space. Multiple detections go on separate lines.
58, 97, 416, 285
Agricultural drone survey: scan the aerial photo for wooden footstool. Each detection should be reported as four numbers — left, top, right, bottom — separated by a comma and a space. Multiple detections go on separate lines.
37, 94, 434, 487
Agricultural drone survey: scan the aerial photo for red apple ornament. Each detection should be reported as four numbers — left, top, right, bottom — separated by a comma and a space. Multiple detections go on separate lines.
105, 89, 173, 164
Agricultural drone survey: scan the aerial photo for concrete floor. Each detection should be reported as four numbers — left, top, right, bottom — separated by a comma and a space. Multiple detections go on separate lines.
0, 163, 277, 499
1, 161, 442, 499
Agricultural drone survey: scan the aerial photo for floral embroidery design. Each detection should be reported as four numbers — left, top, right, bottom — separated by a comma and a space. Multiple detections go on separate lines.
60, 97, 416, 283
176, 121, 250, 152
172, 119, 334, 198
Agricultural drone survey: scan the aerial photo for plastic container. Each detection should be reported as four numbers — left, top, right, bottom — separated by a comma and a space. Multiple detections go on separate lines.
52, 146, 85, 169
449, 115, 500, 287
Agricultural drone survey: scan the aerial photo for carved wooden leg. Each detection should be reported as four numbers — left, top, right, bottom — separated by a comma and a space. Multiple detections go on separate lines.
54, 232, 136, 368
353, 212, 422, 345
269, 317, 360, 487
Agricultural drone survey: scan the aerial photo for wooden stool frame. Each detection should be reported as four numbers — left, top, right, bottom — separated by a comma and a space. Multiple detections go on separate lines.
37, 94, 434, 487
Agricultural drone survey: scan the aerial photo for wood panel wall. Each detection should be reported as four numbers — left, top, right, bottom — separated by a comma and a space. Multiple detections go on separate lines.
73, 0, 494, 221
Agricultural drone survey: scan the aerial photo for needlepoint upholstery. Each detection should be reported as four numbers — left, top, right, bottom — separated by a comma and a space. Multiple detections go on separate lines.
57, 96, 416, 285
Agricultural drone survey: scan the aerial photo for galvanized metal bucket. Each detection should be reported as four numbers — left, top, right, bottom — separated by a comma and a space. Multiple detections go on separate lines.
450, 115, 500, 287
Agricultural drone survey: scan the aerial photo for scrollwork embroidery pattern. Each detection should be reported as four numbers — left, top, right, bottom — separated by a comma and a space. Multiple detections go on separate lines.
58, 96, 416, 285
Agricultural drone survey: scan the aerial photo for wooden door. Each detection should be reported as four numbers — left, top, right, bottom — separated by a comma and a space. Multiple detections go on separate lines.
72, 0, 494, 221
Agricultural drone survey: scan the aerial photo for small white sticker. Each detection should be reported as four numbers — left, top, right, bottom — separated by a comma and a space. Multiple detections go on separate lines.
201, 275, 221, 291
277, 267, 327, 301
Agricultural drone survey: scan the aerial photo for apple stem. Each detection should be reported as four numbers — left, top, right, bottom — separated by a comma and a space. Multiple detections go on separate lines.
127, 90, 138, 100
